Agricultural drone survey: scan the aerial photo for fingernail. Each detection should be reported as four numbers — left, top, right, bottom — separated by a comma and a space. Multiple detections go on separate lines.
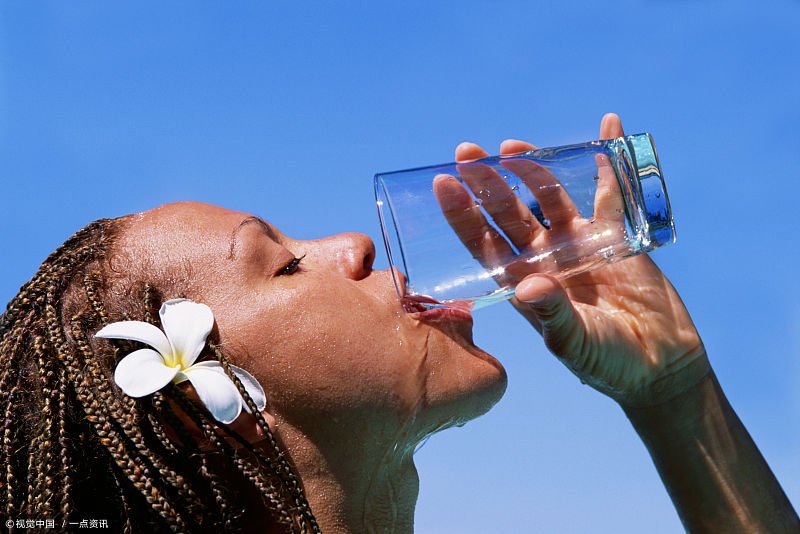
524, 293, 548, 305
517, 277, 553, 304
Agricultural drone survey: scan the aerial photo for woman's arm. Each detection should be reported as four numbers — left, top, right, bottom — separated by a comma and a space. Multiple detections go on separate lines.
625, 368, 798, 532
445, 113, 798, 530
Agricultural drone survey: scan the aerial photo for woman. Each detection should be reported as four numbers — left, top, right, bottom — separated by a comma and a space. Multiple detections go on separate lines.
1, 115, 797, 533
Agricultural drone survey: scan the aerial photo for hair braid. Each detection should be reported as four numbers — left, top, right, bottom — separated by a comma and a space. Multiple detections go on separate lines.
168, 388, 296, 530
24, 431, 41, 516
1, 216, 319, 532
65, 319, 188, 532
29, 336, 56, 518
148, 396, 184, 458
55, 365, 74, 519
85, 386, 187, 532
0, 335, 22, 517
71, 314, 193, 495
43, 278, 189, 529
111, 467, 135, 534
2, 384, 21, 518
142, 283, 156, 324
40, 224, 186, 530
150, 393, 236, 531
78, 283, 220, 527
32, 336, 58, 516
211, 345, 321, 534
83, 274, 109, 326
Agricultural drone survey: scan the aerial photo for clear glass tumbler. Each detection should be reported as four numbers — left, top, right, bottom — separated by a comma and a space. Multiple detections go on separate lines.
374, 133, 674, 310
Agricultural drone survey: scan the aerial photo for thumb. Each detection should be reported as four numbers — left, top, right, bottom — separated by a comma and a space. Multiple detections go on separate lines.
516, 274, 585, 357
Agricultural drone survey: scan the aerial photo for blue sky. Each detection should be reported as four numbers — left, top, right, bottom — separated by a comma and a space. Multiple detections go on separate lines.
1, 1, 798, 532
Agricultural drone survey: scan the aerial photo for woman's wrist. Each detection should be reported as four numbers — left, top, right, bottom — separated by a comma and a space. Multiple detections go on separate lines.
617, 348, 711, 410
622, 360, 715, 438
622, 363, 799, 532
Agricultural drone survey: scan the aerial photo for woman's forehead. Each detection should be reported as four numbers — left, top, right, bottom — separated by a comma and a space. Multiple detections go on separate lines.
143, 201, 247, 226
136, 202, 282, 237
125, 202, 281, 255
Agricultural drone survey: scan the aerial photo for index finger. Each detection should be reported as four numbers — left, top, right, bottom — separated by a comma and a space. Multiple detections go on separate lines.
593, 114, 626, 221
455, 142, 543, 249
432, 173, 514, 268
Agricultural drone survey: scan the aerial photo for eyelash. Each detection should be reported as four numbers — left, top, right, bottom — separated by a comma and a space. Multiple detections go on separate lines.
279, 254, 306, 276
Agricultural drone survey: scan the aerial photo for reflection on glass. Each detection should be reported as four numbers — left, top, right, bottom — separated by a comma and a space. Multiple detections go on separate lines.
375, 133, 674, 310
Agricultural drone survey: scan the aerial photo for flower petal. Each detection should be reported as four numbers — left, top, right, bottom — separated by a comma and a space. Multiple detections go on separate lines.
192, 361, 267, 413
183, 365, 242, 424
231, 365, 267, 413
159, 299, 214, 368
114, 348, 179, 398
96, 321, 172, 358
173, 372, 189, 385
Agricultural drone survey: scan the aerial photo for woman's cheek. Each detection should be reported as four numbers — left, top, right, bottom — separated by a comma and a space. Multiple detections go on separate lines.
260, 300, 405, 401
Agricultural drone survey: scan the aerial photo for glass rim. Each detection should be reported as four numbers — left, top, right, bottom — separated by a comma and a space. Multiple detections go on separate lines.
374, 177, 409, 300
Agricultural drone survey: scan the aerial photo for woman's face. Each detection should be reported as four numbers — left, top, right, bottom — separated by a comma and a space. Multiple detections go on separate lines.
119, 202, 506, 451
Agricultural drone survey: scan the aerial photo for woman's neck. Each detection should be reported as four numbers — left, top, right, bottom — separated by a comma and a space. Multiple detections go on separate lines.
272, 419, 421, 534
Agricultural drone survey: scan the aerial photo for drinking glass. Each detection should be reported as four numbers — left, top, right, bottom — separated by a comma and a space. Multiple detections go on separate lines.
374, 133, 674, 310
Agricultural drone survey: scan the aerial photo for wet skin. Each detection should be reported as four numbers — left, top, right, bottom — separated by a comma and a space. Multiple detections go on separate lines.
115, 201, 507, 532
427, 113, 796, 533
106, 113, 797, 533
434, 114, 708, 405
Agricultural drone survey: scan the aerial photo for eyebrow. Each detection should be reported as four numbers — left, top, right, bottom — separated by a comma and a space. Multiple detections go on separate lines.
228, 216, 279, 258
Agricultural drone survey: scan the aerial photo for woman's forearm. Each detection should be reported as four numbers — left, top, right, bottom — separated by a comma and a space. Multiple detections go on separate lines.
624, 369, 799, 533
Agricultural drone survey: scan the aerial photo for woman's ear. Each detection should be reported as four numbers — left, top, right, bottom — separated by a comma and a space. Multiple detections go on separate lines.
226, 409, 277, 445
163, 385, 277, 451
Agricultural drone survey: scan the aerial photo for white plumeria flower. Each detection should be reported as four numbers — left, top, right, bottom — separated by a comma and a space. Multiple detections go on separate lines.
96, 298, 266, 424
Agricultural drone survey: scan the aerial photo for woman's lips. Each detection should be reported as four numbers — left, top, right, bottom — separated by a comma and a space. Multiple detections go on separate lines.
401, 294, 434, 313
412, 305, 473, 323
391, 272, 474, 338
401, 295, 474, 341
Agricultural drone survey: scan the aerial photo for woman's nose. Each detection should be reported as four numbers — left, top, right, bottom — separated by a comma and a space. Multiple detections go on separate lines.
314, 232, 375, 280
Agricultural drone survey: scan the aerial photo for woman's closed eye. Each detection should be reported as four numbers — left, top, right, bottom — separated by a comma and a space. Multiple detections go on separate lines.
278, 254, 306, 276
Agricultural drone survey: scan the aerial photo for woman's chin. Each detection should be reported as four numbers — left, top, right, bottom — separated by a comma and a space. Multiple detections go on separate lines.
423, 343, 508, 430
463, 346, 508, 417
419, 374, 507, 437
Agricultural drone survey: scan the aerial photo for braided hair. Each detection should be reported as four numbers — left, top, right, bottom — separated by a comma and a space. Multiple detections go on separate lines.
0, 217, 320, 533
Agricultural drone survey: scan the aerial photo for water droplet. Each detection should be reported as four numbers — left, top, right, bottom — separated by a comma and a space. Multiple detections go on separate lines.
655, 192, 662, 198
502, 174, 509, 181
511, 184, 520, 191
599, 245, 615, 259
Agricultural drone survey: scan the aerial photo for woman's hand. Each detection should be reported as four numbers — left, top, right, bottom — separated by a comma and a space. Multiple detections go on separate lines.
436, 115, 800, 530
435, 114, 708, 407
